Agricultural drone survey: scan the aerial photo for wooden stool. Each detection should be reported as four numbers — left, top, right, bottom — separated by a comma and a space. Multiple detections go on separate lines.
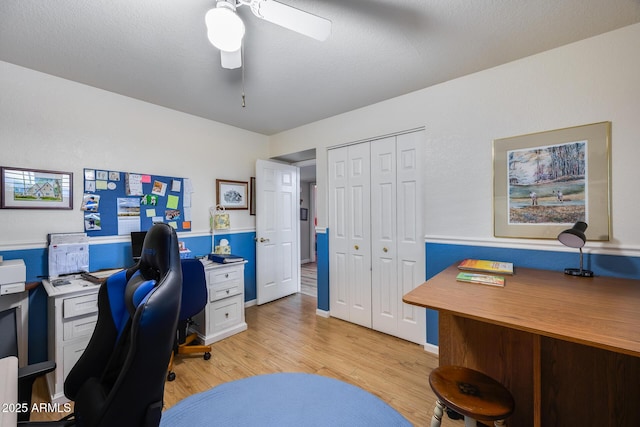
429, 366, 515, 427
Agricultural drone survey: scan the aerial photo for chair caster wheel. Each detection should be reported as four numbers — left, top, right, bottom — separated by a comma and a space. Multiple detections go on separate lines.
204, 352, 211, 360
167, 371, 176, 382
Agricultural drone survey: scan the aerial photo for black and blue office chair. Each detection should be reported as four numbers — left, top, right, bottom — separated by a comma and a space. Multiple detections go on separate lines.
167, 258, 211, 382
59, 223, 182, 427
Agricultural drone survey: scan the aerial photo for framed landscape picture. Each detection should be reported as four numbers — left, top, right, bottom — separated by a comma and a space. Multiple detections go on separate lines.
216, 179, 248, 210
493, 122, 611, 240
1, 166, 73, 209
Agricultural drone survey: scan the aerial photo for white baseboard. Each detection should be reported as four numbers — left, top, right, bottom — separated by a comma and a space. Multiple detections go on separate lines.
316, 309, 330, 318
245, 299, 257, 308
423, 342, 439, 355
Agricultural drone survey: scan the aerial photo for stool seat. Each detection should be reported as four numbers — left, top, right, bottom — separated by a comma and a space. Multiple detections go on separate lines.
429, 366, 514, 425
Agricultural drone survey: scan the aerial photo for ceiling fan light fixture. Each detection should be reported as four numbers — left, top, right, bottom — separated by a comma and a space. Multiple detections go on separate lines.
205, 3, 245, 52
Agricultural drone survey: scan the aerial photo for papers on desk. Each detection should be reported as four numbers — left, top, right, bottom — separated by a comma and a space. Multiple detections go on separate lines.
48, 233, 89, 278
81, 268, 123, 284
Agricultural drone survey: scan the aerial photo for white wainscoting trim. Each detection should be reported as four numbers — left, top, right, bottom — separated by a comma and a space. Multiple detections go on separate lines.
424, 235, 640, 257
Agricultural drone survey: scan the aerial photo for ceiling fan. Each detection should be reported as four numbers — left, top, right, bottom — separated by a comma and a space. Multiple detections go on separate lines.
205, 0, 332, 69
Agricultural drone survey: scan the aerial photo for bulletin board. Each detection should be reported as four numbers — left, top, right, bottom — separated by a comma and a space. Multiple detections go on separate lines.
81, 168, 192, 237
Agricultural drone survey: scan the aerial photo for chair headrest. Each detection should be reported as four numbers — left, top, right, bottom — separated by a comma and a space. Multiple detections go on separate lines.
137, 223, 180, 282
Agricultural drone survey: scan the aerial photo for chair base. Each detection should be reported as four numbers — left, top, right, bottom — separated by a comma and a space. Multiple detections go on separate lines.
167, 333, 212, 381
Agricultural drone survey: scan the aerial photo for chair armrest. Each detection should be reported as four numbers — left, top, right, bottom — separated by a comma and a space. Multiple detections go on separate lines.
18, 360, 56, 383
16, 360, 57, 423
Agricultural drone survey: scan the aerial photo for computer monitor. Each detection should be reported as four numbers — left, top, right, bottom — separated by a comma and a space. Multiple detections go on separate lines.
130, 231, 147, 262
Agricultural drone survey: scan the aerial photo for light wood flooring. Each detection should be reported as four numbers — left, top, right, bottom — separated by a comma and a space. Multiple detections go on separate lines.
300, 262, 317, 297
31, 293, 465, 425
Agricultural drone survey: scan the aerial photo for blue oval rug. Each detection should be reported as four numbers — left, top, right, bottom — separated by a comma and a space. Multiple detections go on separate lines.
160, 373, 411, 426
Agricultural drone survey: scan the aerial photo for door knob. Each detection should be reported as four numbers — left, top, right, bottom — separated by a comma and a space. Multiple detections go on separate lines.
259, 237, 270, 242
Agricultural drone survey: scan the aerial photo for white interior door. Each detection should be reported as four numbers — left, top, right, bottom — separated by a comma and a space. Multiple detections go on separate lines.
256, 159, 300, 305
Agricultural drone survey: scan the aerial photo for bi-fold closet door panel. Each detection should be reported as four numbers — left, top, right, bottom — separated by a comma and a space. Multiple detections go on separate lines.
370, 132, 425, 344
370, 136, 398, 335
328, 142, 371, 328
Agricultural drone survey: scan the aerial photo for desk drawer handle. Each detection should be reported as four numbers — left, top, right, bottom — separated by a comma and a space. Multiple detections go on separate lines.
225, 273, 229, 278
225, 313, 229, 318
226, 289, 230, 294
383, 247, 388, 252
354, 245, 359, 250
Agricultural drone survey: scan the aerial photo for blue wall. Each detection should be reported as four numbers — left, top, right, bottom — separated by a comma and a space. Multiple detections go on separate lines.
316, 230, 330, 311
12, 226, 636, 361
0, 231, 258, 364
424, 242, 640, 345
311, 235, 640, 346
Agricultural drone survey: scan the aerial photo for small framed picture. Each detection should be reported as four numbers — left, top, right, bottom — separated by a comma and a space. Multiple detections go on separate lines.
216, 179, 249, 210
1, 167, 73, 209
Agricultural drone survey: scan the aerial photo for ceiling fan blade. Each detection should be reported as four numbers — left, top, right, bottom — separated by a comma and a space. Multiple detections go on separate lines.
221, 48, 242, 69
250, 0, 331, 41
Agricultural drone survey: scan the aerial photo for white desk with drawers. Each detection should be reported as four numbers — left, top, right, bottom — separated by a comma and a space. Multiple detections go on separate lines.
42, 259, 247, 403
193, 260, 248, 345
42, 276, 102, 404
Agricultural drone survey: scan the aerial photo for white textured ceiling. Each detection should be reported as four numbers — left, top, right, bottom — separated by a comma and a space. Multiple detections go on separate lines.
1, 0, 640, 135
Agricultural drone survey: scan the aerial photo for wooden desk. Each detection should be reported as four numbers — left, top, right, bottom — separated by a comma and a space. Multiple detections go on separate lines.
403, 264, 640, 426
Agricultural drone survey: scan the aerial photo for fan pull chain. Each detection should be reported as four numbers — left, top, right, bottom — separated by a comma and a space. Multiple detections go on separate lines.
241, 46, 246, 108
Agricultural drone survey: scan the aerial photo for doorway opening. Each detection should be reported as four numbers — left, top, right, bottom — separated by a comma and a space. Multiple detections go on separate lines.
270, 150, 317, 299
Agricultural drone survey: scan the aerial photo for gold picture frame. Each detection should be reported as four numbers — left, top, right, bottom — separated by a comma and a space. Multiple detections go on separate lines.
216, 179, 248, 210
493, 122, 611, 240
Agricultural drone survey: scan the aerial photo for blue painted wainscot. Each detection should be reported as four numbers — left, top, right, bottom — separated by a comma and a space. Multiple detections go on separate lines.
0, 231, 258, 364
423, 241, 640, 347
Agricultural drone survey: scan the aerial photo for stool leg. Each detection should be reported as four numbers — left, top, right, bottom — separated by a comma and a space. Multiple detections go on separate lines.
464, 416, 477, 427
430, 400, 445, 427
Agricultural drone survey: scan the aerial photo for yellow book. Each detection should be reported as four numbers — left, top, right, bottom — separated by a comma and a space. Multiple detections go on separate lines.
458, 259, 514, 275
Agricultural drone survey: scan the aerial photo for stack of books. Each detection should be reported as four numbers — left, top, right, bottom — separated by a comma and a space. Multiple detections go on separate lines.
456, 259, 514, 287
208, 253, 244, 264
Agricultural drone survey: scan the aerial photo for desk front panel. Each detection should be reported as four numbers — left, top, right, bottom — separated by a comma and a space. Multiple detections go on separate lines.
539, 336, 640, 426
439, 313, 534, 426
439, 312, 640, 426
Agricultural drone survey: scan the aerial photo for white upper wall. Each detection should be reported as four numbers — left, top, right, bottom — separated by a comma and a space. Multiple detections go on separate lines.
269, 23, 640, 250
0, 61, 268, 246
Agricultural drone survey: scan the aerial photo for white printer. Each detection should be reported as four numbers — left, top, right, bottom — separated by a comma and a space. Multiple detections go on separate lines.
0, 259, 26, 295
